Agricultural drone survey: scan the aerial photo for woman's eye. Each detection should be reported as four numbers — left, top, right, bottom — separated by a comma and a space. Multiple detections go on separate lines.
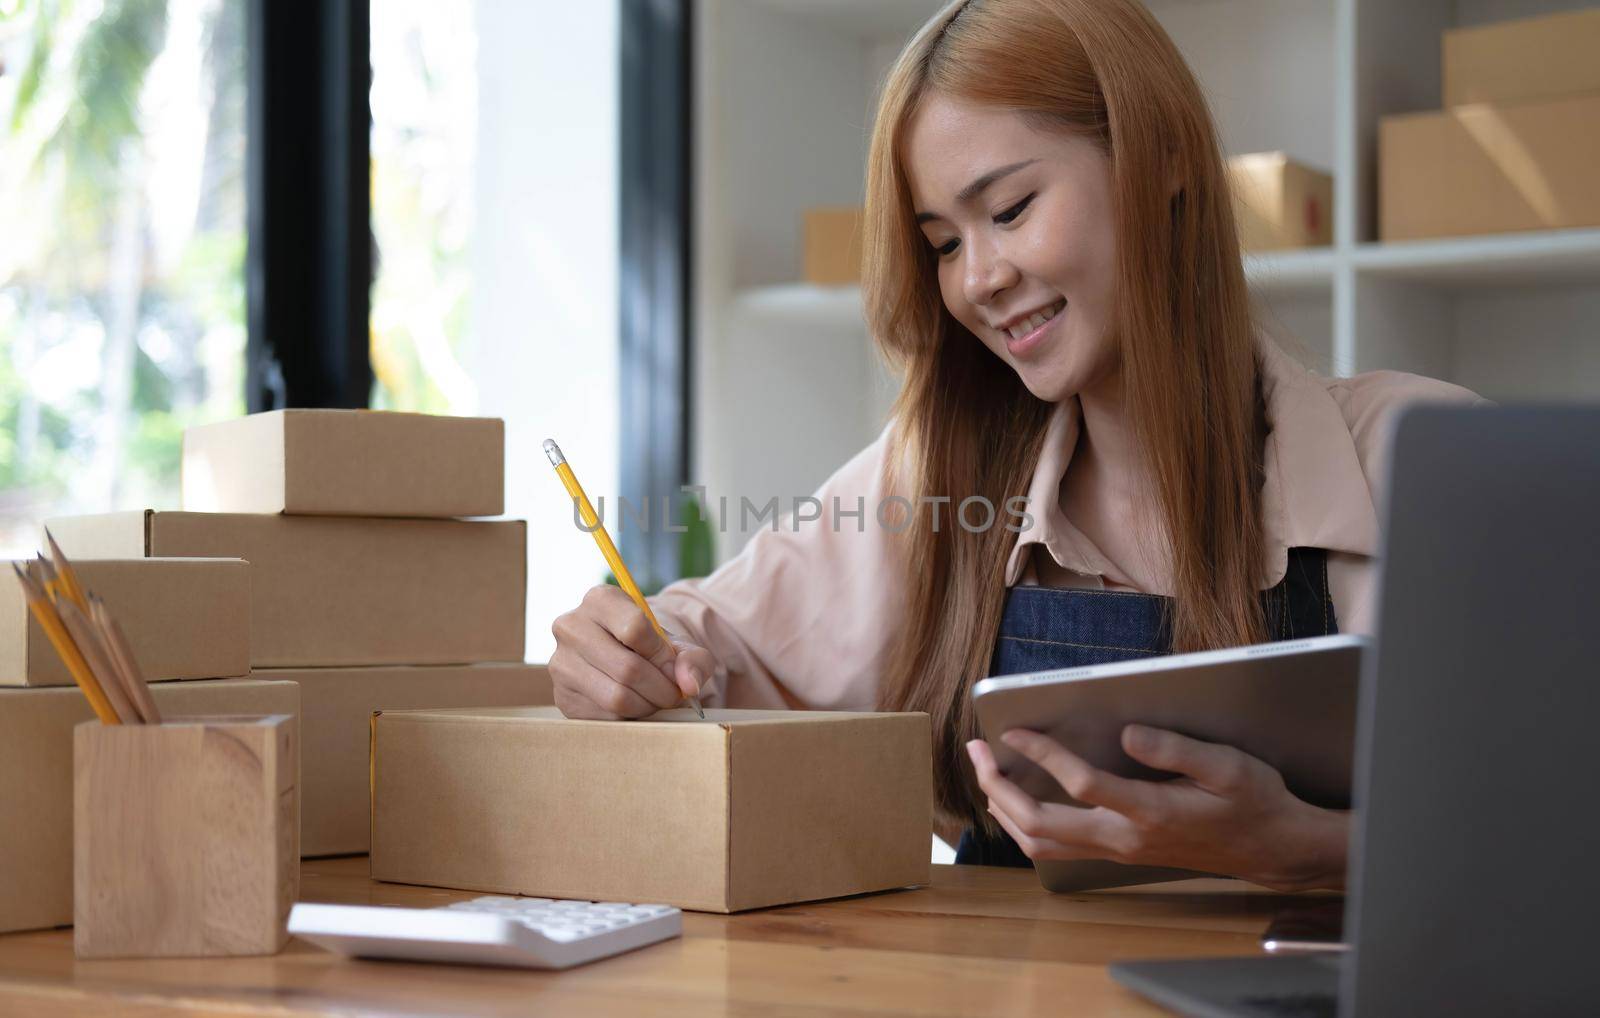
995, 193, 1034, 225
936, 238, 960, 257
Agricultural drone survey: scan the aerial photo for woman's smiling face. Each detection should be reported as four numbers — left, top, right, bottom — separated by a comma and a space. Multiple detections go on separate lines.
903, 93, 1120, 403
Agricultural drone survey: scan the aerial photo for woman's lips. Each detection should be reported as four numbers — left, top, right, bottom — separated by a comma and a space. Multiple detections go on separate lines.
1004, 304, 1065, 359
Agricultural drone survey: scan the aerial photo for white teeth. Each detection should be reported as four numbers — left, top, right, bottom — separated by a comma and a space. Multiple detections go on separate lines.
1006, 299, 1067, 342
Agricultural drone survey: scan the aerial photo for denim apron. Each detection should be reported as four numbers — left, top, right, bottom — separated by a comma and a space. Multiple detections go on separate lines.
955, 546, 1339, 866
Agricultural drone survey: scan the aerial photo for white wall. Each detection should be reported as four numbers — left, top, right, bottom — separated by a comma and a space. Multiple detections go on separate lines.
472, 0, 620, 663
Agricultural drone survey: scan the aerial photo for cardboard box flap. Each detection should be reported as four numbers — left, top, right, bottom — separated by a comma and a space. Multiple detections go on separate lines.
43, 511, 153, 558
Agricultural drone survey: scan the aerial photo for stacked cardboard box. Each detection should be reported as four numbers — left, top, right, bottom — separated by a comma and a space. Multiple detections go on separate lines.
0, 676, 302, 933
0, 548, 273, 931
1381, 8, 1600, 241
49, 409, 554, 858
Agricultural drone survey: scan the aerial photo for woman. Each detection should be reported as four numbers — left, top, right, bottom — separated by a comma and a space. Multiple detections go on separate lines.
549, 0, 1480, 890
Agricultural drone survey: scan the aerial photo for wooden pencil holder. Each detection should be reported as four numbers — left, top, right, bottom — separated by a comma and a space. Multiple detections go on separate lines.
73, 714, 298, 959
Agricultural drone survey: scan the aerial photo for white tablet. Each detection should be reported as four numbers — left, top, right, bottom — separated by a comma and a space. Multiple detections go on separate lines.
971, 633, 1366, 891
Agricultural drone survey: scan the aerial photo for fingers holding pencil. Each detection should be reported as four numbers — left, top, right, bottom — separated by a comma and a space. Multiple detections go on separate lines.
543, 438, 708, 719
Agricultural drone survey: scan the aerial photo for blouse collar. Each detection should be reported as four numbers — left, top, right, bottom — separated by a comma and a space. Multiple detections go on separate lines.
1002, 337, 1381, 591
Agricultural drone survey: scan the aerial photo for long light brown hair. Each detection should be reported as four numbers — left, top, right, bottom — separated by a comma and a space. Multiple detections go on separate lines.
864, 0, 1265, 829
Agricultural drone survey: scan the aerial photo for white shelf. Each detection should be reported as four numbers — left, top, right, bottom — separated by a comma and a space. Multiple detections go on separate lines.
1352, 229, 1600, 287
731, 248, 1339, 328
731, 283, 866, 326
1244, 249, 1337, 299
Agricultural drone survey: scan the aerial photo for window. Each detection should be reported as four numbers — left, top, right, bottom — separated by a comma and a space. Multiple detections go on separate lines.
369, 1, 622, 661
0, 0, 246, 554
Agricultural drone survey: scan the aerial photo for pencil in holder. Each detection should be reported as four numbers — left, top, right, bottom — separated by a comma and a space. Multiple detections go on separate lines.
73, 714, 299, 959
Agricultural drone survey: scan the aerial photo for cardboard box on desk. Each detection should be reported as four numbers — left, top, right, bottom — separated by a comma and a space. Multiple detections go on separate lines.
45, 511, 526, 668
0, 557, 249, 686
1380, 93, 1600, 241
182, 409, 504, 518
1226, 152, 1333, 252
0, 678, 300, 934
370, 706, 932, 913
266, 663, 554, 857
1443, 8, 1600, 107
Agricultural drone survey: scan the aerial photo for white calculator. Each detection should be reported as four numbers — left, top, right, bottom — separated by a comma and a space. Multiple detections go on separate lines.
288, 895, 683, 970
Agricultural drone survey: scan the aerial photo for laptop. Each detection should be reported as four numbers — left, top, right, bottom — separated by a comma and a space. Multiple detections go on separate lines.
1111, 405, 1600, 1017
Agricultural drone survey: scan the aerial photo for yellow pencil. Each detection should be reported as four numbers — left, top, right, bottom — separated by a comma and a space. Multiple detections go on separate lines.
91, 595, 163, 725
11, 563, 120, 724
56, 597, 142, 724
44, 528, 90, 610
543, 439, 705, 719
43, 535, 157, 722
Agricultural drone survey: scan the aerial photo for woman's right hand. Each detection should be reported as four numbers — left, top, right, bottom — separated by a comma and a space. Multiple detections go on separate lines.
549, 585, 718, 720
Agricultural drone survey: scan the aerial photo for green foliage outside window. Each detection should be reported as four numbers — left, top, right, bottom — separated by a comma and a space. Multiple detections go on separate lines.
0, 0, 246, 551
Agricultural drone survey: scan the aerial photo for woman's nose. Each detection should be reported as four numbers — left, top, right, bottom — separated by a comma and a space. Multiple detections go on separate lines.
962, 237, 1016, 308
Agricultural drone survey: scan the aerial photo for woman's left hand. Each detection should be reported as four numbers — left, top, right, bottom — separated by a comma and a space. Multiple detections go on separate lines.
966, 725, 1348, 891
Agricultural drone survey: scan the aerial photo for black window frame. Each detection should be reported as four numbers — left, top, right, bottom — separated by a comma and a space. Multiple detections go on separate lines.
244, 0, 696, 564
618, 0, 694, 589
245, 0, 373, 411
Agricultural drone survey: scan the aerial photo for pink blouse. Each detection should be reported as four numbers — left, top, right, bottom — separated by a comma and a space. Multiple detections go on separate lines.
650, 339, 1486, 710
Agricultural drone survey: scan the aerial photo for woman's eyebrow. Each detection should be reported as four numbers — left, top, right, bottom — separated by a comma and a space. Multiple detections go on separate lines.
915, 159, 1039, 224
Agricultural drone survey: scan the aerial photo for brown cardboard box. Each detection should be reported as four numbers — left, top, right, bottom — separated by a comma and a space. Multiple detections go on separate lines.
1444, 9, 1600, 107
182, 410, 505, 518
265, 663, 554, 857
0, 678, 299, 934
802, 207, 863, 285
0, 558, 250, 687
1226, 152, 1334, 252
1380, 93, 1600, 241
45, 511, 526, 668
371, 706, 932, 913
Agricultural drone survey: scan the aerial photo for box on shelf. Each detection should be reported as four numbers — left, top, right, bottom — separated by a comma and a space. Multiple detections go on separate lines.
1380, 93, 1600, 241
268, 663, 555, 857
74, 714, 296, 959
0, 678, 300, 935
1, 558, 250, 687
1443, 8, 1600, 108
182, 410, 505, 519
45, 511, 526, 668
371, 706, 932, 913
1225, 152, 1334, 252
802, 207, 864, 286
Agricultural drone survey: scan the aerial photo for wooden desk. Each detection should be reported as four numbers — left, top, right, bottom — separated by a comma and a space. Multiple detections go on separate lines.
0, 858, 1322, 1016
